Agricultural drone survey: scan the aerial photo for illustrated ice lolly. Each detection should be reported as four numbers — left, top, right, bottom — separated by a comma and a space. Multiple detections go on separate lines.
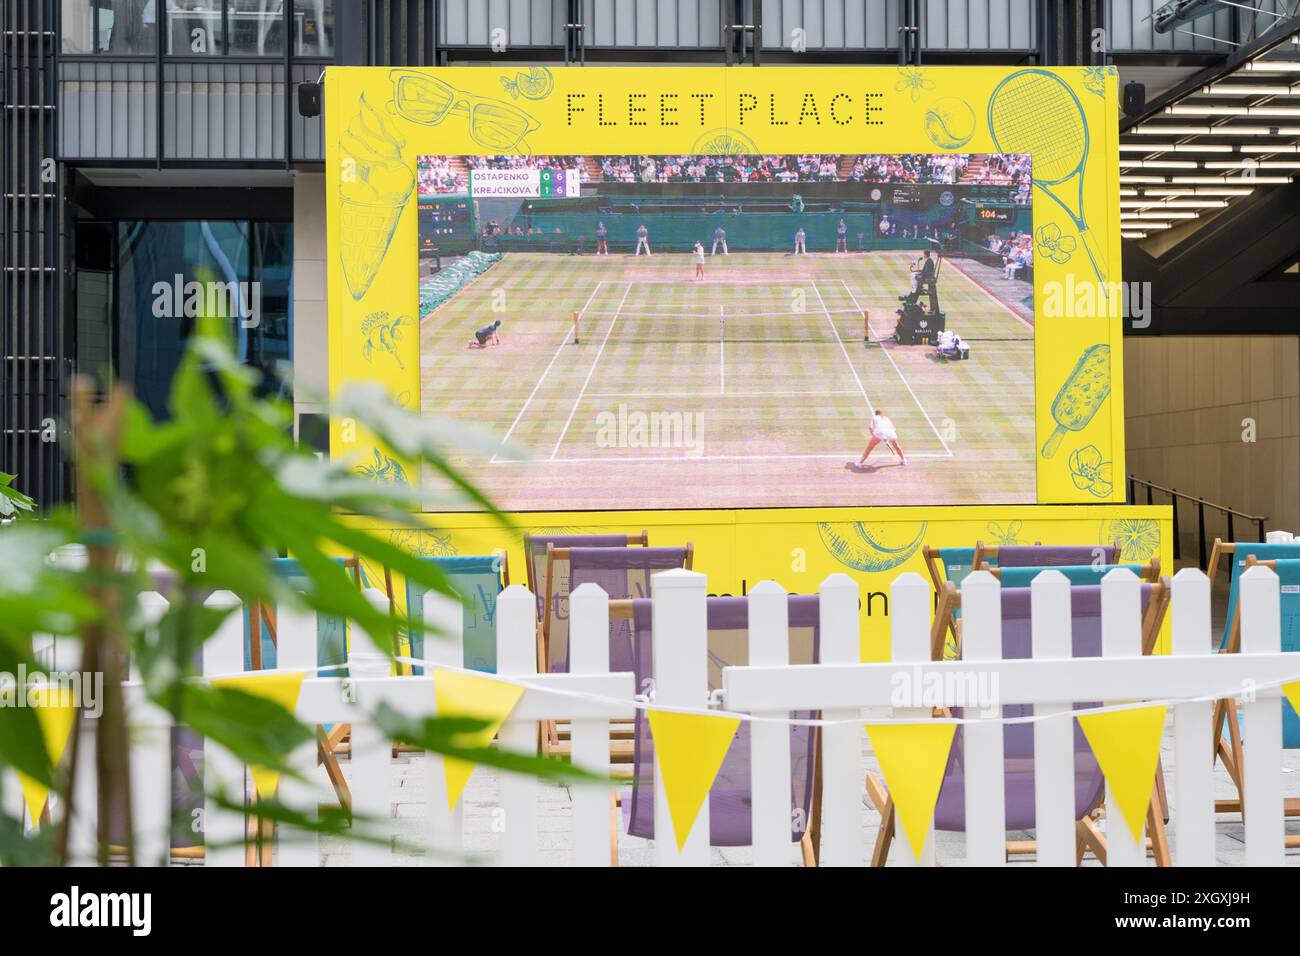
339, 94, 415, 300
1041, 343, 1110, 458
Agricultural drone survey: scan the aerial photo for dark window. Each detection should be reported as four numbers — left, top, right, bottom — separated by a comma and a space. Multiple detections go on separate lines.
73, 219, 292, 420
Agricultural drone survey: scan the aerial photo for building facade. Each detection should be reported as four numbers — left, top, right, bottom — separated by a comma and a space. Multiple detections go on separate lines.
3, 0, 1298, 537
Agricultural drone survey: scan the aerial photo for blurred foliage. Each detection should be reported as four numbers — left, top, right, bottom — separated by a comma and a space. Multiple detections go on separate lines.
0, 316, 598, 866
0, 472, 36, 521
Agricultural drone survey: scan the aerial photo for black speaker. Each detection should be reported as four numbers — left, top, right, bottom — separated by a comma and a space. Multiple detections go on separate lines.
298, 82, 322, 118
1123, 81, 1146, 118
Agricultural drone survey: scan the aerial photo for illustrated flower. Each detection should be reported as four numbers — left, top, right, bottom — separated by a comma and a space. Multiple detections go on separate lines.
390, 528, 455, 556
353, 448, 409, 485
894, 68, 935, 103
360, 311, 412, 369
986, 520, 1024, 546
1036, 223, 1076, 264
1069, 444, 1113, 498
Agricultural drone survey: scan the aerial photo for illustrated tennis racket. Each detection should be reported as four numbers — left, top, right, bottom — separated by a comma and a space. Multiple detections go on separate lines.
988, 69, 1108, 298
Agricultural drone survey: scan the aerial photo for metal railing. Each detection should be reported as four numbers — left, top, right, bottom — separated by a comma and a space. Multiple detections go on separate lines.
1128, 476, 1268, 570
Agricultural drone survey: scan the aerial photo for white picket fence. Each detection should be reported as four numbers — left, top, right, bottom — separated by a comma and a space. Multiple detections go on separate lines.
20, 564, 1300, 866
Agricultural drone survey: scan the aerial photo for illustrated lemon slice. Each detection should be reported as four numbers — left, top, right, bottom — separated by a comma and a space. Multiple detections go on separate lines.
1100, 518, 1160, 562
692, 128, 760, 155
516, 67, 553, 99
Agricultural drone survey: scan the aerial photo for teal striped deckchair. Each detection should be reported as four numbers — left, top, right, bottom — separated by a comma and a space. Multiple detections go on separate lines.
992, 560, 1158, 589
403, 554, 509, 674
1208, 539, 1300, 650
922, 546, 998, 594
1213, 552, 1300, 830
243, 556, 352, 675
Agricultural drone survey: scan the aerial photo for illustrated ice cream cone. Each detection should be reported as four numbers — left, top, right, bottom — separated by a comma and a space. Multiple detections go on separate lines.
339, 94, 415, 300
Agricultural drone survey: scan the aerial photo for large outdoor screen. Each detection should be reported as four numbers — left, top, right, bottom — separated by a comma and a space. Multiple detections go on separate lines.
326, 66, 1127, 515
414, 152, 1036, 511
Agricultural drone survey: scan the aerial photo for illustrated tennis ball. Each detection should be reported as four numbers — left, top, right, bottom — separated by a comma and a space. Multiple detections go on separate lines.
924, 97, 976, 150
818, 522, 928, 573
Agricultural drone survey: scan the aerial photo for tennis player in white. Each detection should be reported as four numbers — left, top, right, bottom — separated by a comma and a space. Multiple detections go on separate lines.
853, 410, 908, 467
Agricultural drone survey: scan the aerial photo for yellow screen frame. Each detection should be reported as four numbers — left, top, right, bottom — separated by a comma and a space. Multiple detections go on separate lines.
325, 64, 1125, 513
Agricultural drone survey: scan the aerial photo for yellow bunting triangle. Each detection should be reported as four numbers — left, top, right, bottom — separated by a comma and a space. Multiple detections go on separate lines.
645, 709, 741, 852
865, 722, 957, 861
434, 669, 525, 811
18, 685, 79, 821
1282, 682, 1300, 719
1077, 705, 1167, 842
212, 671, 306, 799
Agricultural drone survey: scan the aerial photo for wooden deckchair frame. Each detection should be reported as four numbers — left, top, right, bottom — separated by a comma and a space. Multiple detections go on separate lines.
220, 556, 364, 864
526, 531, 647, 729
541, 543, 693, 761
606, 599, 823, 866
1210, 554, 1300, 840
523, 531, 647, 596
871, 575, 1174, 866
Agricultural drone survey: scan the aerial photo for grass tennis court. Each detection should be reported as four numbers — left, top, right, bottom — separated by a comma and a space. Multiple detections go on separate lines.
420, 251, 1035, 511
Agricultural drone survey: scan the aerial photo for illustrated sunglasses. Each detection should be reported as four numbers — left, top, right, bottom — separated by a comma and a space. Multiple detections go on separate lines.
388, 70, 540, 151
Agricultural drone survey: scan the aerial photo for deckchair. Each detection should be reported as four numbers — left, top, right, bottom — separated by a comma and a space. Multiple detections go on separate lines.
1210, 553, 1300, 836
991, 559, 1161, 588
1206, 537, 1300, 814
541, 544, 693, 760
921, 546, 999, 597
129, 558, 360, 865
544, 544, 694, 674
922, 546, 1003, 663
402, 554, 510, 674
523, 530, 648, 624
972, 542, 1120, 570
239, 557, 362, 863
524, 532, 648, 683
928, 545, 1124, 661
872, 578, 1173, 866
618, 594, 822, 866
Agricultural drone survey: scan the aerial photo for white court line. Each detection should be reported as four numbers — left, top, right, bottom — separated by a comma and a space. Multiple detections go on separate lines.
585, 391, 864, 398
490, 452, 954, 465
582, 307, 863, 319
596, 278, 822, 286
548, 282, 632, 461
839, 278, 953, 457
809, 279, 876, 418
719, 305, 725, 395
490, 280, 604, 464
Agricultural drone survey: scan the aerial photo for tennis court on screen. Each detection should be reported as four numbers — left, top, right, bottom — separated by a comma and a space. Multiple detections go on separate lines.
419, 252, 1034, 511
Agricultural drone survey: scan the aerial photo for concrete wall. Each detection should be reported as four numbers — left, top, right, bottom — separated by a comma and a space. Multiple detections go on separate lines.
1124, 335, 1300, 549
292, 172, 328, 428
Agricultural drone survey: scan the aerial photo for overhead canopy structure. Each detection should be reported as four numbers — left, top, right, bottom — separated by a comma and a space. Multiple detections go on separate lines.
1119, 9, 1300, 332
1120, 17, 1300, 241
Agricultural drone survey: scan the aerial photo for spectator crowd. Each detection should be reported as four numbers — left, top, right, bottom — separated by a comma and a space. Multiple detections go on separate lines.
988, 230, 1034, 280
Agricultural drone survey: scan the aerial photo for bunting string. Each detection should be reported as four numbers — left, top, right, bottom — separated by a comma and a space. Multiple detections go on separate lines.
101, 657, 1300, 730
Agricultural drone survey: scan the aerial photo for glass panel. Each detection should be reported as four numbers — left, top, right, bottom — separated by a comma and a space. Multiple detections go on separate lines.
227, 0, 286, 56
62, 0, 158, 54
114, 220, 293, 418
249, 221, 294, 399
293, 0, 333, 56
166, 0, 223, 55
73, 221, 116, 390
